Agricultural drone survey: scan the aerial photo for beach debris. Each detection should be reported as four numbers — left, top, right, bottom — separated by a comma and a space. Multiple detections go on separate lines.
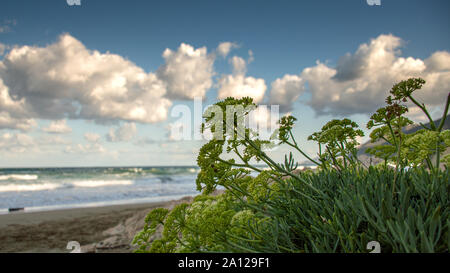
8, 207, 25, 212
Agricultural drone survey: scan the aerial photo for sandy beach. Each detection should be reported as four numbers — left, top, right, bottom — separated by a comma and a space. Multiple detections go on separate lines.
0, 196, 194, 253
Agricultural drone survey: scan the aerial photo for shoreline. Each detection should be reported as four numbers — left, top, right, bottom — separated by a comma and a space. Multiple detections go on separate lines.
0, 200, 181, 229
0, 193, 196, 216
0, 195, 196, 253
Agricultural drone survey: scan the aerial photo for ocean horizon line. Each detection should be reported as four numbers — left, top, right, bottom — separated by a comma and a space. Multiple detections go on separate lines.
0, 164, 297, 170
0, 165, 201, 170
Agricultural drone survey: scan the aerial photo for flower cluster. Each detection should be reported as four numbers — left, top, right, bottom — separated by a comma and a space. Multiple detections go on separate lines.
308, 119, 364, 170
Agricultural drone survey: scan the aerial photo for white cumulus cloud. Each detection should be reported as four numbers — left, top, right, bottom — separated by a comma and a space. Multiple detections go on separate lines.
217, 42, 238, 58
268, 34, 450, 116
157, 43, 215, 100
64, 143, 106, 154
269, 74, 305, 112
0, 133, 35, 153
0, 78, 36, 131
0, 34, 172, 125
217, 56, 267, 103
230, 56, 247, 75
84, 132, 101, 143
106, 122, 137, 142
42, 119, 72, 134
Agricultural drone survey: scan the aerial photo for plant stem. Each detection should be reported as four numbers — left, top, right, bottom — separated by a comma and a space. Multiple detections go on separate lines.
392, 123, 403, 195
285, 137, 321, 166
408, 95, 437, 130
437, 93, 450, 132
425, 157, 434, 172
387, 122, 398, 147
217, 157, 263, 173
435, 141, 440, 172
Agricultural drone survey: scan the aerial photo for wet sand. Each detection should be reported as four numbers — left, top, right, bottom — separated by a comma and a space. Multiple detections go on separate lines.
0, 198, 192, 253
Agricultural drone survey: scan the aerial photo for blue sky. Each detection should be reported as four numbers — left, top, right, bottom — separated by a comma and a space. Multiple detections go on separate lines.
0, 0, 449, 167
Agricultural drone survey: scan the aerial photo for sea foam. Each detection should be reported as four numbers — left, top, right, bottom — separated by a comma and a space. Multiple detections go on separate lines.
0, 180, 134, 192
0, 183, 61, 192
71, 180, 134, 188
0, 174, 39, 181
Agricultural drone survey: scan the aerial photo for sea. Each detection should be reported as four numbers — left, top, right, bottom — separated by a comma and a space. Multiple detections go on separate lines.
0, 166, 201, 214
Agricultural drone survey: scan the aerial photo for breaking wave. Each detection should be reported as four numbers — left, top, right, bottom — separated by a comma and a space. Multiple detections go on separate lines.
71, 180, 134, 188
0, 179, 134, 192
0, 174, 39, 181
0, 183, 60, 192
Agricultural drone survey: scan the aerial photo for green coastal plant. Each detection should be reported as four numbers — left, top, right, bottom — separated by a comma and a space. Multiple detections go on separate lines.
366, 78, 450, 171
133, 78, 450, 253
308, 118, 364, 171
365, 78, 450, 194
